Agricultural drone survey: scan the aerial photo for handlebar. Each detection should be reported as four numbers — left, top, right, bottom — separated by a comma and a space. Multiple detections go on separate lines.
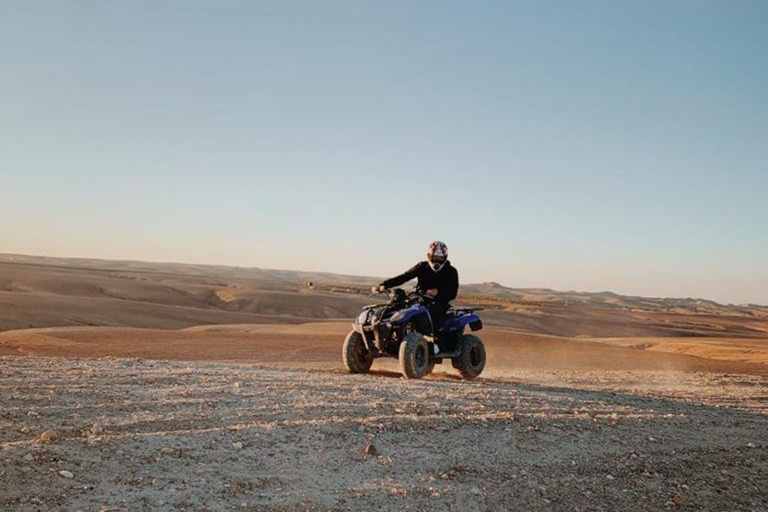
370, 287, 437, 303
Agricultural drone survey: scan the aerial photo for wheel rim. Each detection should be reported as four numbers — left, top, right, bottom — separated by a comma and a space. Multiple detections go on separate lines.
415, 344, 427, 370
469, 344, 482, 368
355, 337, 370, 363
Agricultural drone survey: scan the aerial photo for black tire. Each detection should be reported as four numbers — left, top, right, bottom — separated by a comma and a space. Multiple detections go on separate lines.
451, 334, 486, 380
399, 331, 430, 379
343, 331, 373, 374
426, 360, 436, 375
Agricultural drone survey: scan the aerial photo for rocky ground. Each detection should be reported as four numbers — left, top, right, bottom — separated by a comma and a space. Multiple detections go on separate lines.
1, 356, 766, 512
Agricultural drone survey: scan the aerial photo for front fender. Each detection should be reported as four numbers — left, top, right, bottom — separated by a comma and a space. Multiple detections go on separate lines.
389, 304, 429, 325
389, 305, 433, 335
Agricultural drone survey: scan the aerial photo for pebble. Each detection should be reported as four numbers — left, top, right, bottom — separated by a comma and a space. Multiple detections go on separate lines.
38, 430, 59, 444
86, 423, 104, 437
363, 443, 377, 456
59, 470, 74, 479
606, 474, 615, 481
232, 442, 243, 450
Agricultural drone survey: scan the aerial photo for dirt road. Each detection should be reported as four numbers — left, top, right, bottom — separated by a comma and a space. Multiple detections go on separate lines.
1, 356, 766, 511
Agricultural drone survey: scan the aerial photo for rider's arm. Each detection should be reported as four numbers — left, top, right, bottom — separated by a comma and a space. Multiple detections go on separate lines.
379, 262, 423, 289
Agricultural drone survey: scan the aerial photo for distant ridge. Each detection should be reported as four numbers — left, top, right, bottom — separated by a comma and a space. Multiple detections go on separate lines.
1, 253, 765, 314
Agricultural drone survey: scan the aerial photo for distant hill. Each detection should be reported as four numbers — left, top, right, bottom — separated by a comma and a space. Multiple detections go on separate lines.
1, 254, 766, 337
1, 253, 765, 318
459, 282, 766, 317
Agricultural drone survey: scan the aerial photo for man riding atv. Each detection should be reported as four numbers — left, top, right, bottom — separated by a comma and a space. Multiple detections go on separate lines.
347, 239, 485, 379
372, 241, 458, 351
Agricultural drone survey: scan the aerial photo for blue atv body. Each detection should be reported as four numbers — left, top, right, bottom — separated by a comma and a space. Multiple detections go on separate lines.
342, 288, 487, 379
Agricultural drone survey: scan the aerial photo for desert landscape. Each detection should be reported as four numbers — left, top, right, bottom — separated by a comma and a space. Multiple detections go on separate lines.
1, 254, 767, 511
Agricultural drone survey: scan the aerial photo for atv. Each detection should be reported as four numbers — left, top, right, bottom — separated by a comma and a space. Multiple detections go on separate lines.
342, 288, 486, 380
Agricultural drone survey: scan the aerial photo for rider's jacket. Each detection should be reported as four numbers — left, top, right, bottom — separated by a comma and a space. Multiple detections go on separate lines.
378, 261, 459, 304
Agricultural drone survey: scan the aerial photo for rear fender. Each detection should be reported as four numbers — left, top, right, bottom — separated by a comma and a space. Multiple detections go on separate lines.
442, 313, 483, 332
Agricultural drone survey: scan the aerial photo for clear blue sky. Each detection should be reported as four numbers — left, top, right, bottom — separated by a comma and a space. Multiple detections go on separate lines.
2, 1, 766, 304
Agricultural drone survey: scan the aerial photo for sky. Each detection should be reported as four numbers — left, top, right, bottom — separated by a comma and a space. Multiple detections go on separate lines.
1, 1, 767, 304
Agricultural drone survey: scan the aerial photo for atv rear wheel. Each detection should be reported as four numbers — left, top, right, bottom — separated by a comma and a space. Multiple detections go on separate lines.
343, 331, 373, 374
451, 334, 486, 380
399, 331, 430, 379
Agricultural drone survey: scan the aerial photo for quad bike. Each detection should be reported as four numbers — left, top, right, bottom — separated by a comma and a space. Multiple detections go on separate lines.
342, 288, 486, 380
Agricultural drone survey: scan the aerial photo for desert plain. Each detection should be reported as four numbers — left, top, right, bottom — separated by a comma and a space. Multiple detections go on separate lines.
0, 253, 766, 511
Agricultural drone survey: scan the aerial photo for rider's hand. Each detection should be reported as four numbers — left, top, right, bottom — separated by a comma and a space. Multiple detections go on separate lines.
371, 285, 385, 294
425, 288, 438, 298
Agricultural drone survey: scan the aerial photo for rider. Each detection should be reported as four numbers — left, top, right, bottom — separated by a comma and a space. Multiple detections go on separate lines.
372, 241, 459, 334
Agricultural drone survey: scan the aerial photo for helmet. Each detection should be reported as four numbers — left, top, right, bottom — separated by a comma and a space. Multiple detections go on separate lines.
427, 241, 448, 272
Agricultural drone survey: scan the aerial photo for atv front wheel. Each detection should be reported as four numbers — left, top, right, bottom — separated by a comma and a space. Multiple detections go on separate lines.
343, 331, 373, 374
399, 331, 430, 379
451, 334, 486, 380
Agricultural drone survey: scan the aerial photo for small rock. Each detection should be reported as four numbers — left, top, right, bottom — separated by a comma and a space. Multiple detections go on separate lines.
363, 442, 377, 456
85, 423, 104, 437
232, 442, 243, 450
160, 448, 175, 455
38, 430, 59, 444
59, 470, 74, 479
470, 487, 481, 495
606, 474, 615, 481
647, 437, 657, 443
22, 454, 34, 462
746, 443, 756, 448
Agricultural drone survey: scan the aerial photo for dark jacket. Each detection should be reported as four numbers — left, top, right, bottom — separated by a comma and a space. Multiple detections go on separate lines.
379, 261, 459, 304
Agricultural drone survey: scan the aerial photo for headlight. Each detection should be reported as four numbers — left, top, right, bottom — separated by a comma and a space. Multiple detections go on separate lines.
356, 310, 369, 325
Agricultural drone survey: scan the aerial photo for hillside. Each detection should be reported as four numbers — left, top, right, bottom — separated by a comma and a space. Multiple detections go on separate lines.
1, 254, 767, 340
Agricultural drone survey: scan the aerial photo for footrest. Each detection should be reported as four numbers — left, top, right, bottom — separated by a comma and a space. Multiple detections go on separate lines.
432, 350, 460, 359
